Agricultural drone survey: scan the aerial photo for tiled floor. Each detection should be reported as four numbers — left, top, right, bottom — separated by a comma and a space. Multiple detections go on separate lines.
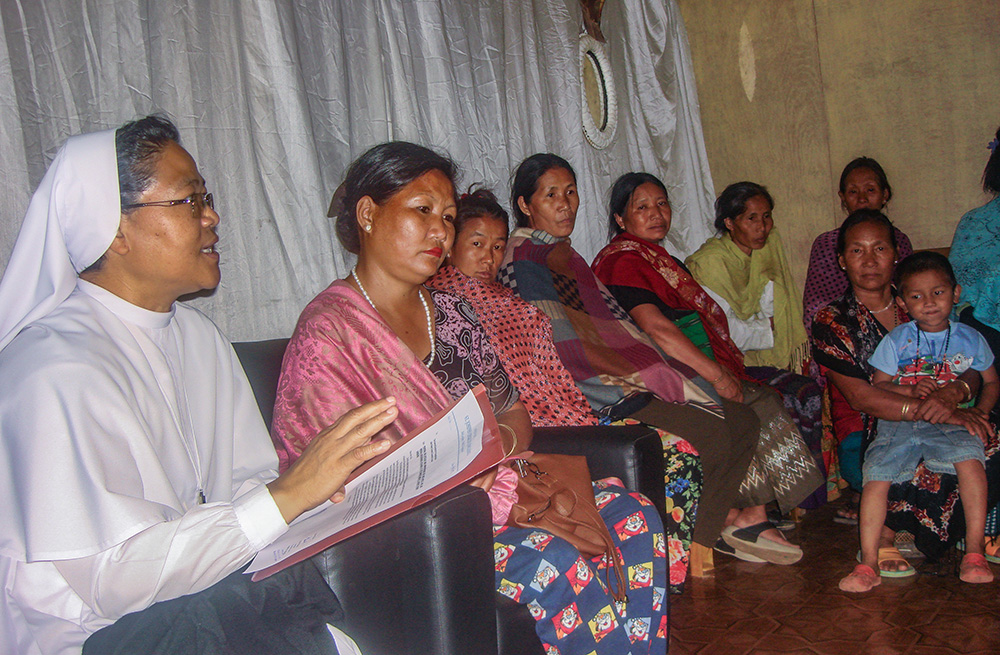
669, 500, 1000, 654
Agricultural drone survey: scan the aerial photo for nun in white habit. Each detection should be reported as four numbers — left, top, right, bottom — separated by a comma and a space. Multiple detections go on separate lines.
0, 116, 394, 655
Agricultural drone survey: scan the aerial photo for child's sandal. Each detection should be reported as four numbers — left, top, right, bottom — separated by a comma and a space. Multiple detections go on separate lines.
960, 553, 994, 584
839, 564, 881, 592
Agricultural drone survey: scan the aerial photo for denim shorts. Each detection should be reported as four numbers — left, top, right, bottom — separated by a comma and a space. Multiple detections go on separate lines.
862, 419, 986, 484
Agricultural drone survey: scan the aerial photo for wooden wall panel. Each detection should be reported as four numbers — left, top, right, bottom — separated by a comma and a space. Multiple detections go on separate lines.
676, 0, 1000, 285
814, 0, 1000, 249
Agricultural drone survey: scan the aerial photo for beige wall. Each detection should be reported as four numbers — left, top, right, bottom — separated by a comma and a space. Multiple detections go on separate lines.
676, 0, 1000, 284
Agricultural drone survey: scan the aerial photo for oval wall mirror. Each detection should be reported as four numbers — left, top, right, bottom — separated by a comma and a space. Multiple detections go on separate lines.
580, 33, 618, 149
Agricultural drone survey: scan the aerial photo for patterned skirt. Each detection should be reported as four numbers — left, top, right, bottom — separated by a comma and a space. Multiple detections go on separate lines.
608, 417, 701, 594
736, 383, 826, 512
885, 430, 1000, 561
746, 365, 828, 508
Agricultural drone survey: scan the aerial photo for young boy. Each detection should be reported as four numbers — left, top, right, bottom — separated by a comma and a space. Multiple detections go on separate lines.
839, 252, 998, 592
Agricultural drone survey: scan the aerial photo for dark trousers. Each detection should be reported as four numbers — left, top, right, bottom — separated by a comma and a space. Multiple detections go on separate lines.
83, 560, 342, 655
631, 398, 759, 546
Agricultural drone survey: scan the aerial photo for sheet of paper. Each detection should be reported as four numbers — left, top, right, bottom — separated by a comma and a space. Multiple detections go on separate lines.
247, 387, 490, 574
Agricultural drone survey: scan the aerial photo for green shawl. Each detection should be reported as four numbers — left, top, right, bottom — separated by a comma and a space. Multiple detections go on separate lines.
684, 228, 808, 372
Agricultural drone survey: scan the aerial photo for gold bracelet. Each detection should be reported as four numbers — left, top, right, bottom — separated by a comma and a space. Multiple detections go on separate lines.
710, 372, 725, 385
499, 424, 518, 458
901, 400, 911, 421
955, 379, 973, 404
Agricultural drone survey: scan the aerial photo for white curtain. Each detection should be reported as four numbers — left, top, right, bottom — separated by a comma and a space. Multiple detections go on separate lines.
0, 0, 715, 340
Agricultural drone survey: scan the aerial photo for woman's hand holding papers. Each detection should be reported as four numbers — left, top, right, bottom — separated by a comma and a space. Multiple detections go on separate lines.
268, 398, 397, 523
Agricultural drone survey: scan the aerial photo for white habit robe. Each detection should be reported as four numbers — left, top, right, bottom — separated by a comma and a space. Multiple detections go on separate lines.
0, 280, 289, 655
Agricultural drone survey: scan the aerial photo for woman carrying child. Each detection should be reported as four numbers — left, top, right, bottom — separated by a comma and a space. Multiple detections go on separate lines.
840, 251, 997, 591
810, 209, 999, 588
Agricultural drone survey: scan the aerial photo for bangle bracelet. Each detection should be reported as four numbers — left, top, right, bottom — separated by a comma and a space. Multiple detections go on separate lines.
710, 372, 725, 385
499, 424, 518, 458
901, 400, 910, 420
955, 379, 972, 403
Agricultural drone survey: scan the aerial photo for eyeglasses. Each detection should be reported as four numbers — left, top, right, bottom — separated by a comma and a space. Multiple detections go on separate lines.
122, 192, 215, 215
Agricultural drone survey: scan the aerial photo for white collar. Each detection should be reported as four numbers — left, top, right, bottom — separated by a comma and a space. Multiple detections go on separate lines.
78, 279, 175, 330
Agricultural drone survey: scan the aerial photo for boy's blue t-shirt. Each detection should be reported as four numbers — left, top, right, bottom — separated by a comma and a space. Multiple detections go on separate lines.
869, 321, 994, 383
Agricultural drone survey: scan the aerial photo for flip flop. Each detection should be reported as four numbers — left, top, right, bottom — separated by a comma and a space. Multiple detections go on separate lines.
893, 531, 922, 560
766, 507, 797, 531
988, 537, 1000, 565
833, 506, 859, 525
714, 538, 767, 563
960, 553, 994, 583
839, 564, 881, 593
855, 546, 916, 578
721, 522, 803, 565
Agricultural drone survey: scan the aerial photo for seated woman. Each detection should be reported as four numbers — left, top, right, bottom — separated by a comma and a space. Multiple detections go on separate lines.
500, 153, 819, 565
951, 127, 1000, 372
270, 143, 668, 655
427, 187, 700, 590
802, 157, 914, 334
592, 172, 826, 508
812, 209, 999, 568
686, 181, 809, 376
0, 117, 385, 655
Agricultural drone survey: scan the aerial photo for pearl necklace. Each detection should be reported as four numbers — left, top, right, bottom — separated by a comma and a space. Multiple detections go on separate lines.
351, 267, 435, 366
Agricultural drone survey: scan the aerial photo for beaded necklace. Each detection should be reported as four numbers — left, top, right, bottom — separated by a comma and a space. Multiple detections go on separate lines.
915, 321, 951, 378
351, 267, 436, 366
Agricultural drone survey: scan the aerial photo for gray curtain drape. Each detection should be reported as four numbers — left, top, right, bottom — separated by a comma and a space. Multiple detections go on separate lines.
0, 0, 715, 340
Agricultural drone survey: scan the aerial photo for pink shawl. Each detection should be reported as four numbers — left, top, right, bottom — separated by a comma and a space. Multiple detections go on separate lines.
271, 280, 453, 472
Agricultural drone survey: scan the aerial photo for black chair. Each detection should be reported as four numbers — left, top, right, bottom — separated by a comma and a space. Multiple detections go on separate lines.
233, 339, 667, 655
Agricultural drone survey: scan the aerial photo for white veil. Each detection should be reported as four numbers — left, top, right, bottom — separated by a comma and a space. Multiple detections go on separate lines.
0, 129, 120, 351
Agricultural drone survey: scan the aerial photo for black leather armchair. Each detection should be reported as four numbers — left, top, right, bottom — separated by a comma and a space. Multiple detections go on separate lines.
233, 338, 667, 655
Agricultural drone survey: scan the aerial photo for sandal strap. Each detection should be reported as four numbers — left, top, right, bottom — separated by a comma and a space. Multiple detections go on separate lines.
852, 563, 878, 578
962, 552, 988, 567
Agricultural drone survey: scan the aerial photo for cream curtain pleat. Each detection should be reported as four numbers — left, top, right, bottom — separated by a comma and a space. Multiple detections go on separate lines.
0, 0, 715, 340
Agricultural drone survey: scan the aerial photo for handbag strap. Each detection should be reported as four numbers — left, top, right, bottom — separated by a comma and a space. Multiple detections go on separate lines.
561, 489, 627, 604
512, 459, 628, 603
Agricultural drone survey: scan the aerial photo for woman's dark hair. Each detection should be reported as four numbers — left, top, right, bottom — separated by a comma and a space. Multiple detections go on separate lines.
606, 172, 668, 242
335, 141, 458, 254
82, 115, 181, 275
116, 114, 181, 210
838, 156, 892, 204
895, 251, 958, 290
510, 153, 576, 228
713, 181, 774, 233
835, 209, 898, 255
983, 126, 1000, 195
455, 186, 509, 238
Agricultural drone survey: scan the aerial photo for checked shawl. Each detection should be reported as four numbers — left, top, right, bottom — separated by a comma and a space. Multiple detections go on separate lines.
498, 228, 712, 412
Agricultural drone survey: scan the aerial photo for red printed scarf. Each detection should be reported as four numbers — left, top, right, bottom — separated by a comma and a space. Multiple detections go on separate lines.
592, 232, 747, 378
